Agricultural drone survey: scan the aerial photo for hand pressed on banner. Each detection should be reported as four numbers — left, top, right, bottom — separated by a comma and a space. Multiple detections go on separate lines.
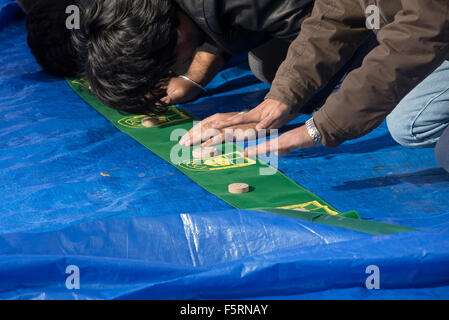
244, 125, 315, 157
179, 112, 258, 147
159, 76, 204, 105
212, 98, 299, 131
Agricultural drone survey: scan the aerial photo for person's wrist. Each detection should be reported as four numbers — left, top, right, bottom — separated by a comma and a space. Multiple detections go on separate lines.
185, 71, 208, 87
178, 75, 206, 93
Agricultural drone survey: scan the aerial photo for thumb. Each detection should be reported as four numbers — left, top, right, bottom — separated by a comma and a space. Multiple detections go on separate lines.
244, 140, 276, 157
255, 116, 276, 131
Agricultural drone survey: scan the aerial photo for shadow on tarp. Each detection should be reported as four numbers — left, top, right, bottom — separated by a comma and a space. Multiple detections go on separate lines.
333, 168, 449, 191
1, 3, 449, 299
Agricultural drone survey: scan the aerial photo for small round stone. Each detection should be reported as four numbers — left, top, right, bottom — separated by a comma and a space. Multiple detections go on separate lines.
192, 147, 221, 159
141, 116, 159, 127
228, 183, 250, 194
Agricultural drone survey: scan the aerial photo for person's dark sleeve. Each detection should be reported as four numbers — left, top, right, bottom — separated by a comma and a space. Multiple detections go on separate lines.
196, 38, 232, 64
313, 0, 449, 147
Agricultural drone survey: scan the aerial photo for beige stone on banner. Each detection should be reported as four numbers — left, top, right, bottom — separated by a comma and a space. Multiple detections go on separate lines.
141, 116, 159, 127
192, 147, 221, 159
228, 183, 250, 194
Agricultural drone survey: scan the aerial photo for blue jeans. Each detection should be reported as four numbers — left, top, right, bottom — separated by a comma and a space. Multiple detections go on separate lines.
386, 60, 449, 149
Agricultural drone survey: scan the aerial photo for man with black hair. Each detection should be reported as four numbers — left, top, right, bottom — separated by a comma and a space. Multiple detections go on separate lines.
21, 0, 82, 77
74, 0, 318, 114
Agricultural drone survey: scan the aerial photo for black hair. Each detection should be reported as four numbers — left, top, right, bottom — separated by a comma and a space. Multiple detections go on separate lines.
74, 0, 179, 114
26, 0, 81, 77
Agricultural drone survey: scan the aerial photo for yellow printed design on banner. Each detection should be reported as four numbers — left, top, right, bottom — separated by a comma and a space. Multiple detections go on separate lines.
117, 109, 190, 128
70, 78, 90, 89
70, 78, 92, 94
178, 151, 256, 171
68, 79, 190, 128
278, 201, 340, 216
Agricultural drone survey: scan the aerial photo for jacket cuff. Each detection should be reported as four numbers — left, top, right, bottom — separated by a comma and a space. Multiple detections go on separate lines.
264, 92, 297, 110
265, 78, 306, 111
312, 107, 347, 148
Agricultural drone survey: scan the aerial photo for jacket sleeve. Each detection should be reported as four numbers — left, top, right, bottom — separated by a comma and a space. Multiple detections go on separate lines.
313, 0, 449, 147
266, 0, 370, 110
196, 38, 232, 63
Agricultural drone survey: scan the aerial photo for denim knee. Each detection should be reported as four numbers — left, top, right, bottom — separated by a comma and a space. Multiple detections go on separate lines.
386, 110, 417, 148
387, 61, 449, 149
387, 96, 449, 149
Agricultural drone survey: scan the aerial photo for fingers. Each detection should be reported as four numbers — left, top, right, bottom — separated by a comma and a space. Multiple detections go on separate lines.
244, 126, 312, 157
179, 112, 239, 146
231, 126, 258, 142
213, 112, 260, 129
255, 109, 298, 131
202, 132, 225, 147
265, 118, 290, 131
178, 130, 191, 146
216, 101, 291, 131
245, 140, 277, 157
179, 121, 200, 146
144, 92, 155, 101
244, 138, 292, 157
180, 122, 259, 147
165, 85, 182, 104
202, 126, 258, 147
255, 115, 277, 131
179, 123, 200, 146
166, 85, 177, 96
160, 96, 171, 105
179, 122, 221, 146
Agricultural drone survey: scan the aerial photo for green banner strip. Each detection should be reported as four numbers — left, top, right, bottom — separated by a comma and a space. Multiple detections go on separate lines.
259, 208, 414, 235
67, 78, 416, 235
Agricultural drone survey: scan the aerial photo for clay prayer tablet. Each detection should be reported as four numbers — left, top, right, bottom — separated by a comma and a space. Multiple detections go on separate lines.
192, 147, 221, 159
228, 183, 250, 194
141, 117, 159, 127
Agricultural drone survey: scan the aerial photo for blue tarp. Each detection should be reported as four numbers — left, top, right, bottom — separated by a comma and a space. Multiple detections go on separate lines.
1, 2, 449, 299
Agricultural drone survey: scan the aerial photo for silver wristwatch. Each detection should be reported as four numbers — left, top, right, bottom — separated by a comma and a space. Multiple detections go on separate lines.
305, 117, 322, 146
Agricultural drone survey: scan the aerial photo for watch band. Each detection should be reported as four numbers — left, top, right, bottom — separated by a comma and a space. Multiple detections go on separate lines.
305, 117, 322, 146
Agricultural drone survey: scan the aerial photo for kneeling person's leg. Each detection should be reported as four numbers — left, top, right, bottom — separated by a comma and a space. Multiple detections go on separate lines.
387, 61, 449, 149
248, 39, 290, 84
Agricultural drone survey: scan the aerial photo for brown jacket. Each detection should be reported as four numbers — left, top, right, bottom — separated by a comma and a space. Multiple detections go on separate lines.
267, 0, 449, 147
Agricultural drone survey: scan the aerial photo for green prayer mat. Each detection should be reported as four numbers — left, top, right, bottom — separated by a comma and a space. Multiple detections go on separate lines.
67, 78, 416, 235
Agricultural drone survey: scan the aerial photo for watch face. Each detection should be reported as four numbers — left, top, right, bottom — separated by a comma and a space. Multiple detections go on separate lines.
306, 119, 320, 145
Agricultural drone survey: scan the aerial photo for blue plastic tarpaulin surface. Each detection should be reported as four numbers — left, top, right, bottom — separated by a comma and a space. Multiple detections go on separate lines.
1, 3, 449, 299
